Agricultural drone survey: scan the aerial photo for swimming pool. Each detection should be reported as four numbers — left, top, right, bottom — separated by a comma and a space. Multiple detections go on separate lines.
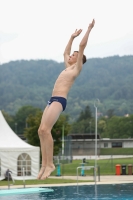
0, 183, 133, 199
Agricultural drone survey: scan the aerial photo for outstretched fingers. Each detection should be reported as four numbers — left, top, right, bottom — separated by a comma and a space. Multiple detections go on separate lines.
88, 19, 95, 29
77, 29, 82, 34
92, 19, 95, 26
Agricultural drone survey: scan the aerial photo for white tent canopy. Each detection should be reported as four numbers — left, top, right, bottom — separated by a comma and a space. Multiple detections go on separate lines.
0, 110, 40, 180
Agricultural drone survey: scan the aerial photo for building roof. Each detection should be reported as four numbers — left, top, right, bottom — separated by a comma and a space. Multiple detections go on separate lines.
69, 134, 100, 140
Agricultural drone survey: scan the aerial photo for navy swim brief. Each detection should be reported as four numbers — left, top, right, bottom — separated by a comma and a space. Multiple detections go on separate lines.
47, 96, 67, 111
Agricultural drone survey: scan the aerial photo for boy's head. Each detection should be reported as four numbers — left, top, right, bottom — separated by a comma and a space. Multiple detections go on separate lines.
68, 51, 86, 65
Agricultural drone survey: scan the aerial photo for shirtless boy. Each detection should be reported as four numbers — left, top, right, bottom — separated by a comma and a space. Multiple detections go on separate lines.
37, 19, 95, 180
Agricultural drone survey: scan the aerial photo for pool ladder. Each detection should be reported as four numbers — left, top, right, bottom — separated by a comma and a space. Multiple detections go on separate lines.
76, 165, 100, 185
7, 168, 26, 189
8, 172, 15, 189
76, 166, 100, 194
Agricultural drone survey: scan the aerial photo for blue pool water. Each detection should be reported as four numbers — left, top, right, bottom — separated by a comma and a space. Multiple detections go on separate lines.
0, 183, 133, 199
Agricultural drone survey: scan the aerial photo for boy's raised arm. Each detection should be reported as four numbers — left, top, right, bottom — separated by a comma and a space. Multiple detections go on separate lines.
76, 19, 95, 72
63, 29, 82, 66
79, 19, 95, 49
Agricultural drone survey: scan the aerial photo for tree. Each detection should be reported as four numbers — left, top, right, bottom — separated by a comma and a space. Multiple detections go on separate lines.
24, 110, 42, 147
77, 105, 92, 122
106, 109, 115, 118
98, 119, 107, 137
71, 105, 95, 133
1, 110, 15, 131
52, 114, 71, 155
14, 105, 41, 134
98, 114, 133, 139
24, 112, 71, 156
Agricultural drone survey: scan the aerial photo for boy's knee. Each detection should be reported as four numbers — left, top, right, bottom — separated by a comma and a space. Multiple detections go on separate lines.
38, 126, 49, 136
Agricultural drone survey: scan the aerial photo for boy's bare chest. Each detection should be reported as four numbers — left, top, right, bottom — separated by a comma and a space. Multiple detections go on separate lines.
58, 69, 76, 81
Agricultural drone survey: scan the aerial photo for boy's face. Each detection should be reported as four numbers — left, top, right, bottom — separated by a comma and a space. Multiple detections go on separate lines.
68, 51, 78, 65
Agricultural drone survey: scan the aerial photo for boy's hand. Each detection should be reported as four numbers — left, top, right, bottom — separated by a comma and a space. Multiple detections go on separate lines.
88, 19, 95, 29
71, 29, 82, 38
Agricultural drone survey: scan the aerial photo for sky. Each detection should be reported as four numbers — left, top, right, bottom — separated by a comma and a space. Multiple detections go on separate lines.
0, 0, 133, 64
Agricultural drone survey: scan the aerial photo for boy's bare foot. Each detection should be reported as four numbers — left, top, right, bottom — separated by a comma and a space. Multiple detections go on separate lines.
40, 164, 55, 180
37, 166, 45, 179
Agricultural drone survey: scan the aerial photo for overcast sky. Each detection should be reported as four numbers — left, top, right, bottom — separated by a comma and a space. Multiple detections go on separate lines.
0, 0, 133, 64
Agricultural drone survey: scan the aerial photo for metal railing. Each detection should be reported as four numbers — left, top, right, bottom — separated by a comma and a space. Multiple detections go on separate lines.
77, 166, 100, 184
76, 165, 100, 194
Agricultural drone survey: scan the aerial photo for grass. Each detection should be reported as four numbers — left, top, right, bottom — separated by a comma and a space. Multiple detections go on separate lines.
52, 157, 133, 176
1, 157, 133, 186
0, 178, 90, 187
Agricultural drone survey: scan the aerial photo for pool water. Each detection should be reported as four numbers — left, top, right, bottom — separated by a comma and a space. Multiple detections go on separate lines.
0, 183, 133, 199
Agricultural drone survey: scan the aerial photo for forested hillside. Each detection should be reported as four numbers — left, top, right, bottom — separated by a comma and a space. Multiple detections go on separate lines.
0, 55, 133, 121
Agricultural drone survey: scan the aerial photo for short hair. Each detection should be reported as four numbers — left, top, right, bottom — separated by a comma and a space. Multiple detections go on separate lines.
74, 51, 87, 64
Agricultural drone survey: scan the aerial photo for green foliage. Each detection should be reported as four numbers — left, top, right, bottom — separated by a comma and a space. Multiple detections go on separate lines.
98, 119, 107, 135
24, 110, 42, 147
98, 114, 133, 138
71, 118, 95, 133
2, 103, 133, 141
71, 105, 94, 133
52, 114, 71, 155
106, 109, 115, 118
77, 105, 92, 122
1, 110, 15, 131
0, 178, 88, 186
1, 56, 133, 121
14, 105, 41, 134
24, 111, 71, 156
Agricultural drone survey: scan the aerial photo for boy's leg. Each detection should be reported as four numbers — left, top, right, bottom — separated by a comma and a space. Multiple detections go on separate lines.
37, 106, 49, 179
38, 101, 63, 180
